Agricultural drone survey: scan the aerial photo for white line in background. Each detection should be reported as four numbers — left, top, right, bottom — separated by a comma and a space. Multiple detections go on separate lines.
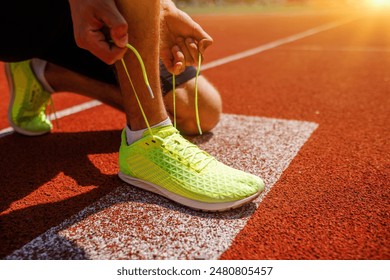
0, 100, 102, 137
202, 17, 359, 70
47, 100, 102, 121
281, 45, 390, 52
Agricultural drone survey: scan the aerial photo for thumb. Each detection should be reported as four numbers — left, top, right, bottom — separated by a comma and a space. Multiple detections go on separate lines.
198, 38, 213, 54
111, 21, 128, 48
191, 22, 213, 54
102, 9, 128, 48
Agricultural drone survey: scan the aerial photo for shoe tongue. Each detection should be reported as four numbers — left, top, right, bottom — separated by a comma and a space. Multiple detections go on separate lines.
143, 125, 177, 138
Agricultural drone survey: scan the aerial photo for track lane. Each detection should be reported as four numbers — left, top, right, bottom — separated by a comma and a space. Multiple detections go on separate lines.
214, 10, 390, 259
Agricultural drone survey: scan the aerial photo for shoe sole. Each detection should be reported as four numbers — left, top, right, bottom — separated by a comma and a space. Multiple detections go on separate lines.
118, 171, 263, 212
5, 63, 50, 136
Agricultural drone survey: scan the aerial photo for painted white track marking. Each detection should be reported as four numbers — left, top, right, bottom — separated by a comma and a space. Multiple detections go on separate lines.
0, 100, 102, 137
6, 114, 318, 260
283, 45, 390, 52
202, 17, 359, 70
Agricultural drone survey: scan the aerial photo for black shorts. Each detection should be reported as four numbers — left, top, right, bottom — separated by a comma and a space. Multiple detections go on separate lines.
1, 0, 197, 95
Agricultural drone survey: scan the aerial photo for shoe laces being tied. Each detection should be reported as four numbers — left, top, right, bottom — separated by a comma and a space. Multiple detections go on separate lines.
158, 130, 215, 172
120, 43, 203, 138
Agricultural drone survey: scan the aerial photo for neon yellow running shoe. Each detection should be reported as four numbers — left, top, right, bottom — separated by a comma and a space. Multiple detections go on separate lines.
119, 125, 265, 211
5, 60, 52, 136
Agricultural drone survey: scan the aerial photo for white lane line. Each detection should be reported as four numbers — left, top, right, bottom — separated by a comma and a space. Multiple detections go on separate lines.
5, 114, 318, 260
281, 45, 390, 52
0, 100, 102, 137
47, 100, 102, 120
202, 17, 359, 70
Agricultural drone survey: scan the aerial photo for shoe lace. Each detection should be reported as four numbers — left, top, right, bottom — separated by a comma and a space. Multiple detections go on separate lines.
120, 44, 154, 137
120, 43, 203, 138
172, 52, 203, 135
159, 131, 214, 171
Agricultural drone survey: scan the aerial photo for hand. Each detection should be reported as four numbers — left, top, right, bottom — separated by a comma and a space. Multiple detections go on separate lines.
68, 0, 129, 64
160, 1, 213, 74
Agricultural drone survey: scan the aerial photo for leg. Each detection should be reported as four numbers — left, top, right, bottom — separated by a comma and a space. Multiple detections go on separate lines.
45, 63, 222, 134
113, 0, 166, 130
3, 0, 264, 211
160, 62, 222, 134
164, 76, 222, 135
45, 63, 123, 111
111, 0, 264, 211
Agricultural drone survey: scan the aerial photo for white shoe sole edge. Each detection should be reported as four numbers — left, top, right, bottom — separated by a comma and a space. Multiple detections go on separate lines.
118, 171, 262, 212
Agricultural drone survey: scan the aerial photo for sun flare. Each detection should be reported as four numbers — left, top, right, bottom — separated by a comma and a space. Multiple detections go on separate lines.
369, 0, 390, 7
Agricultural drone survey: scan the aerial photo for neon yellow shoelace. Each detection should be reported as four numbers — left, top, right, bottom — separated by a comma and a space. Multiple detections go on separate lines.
121, 44, 203, 137
172, 52, 203, 135
160, 131, 213, 171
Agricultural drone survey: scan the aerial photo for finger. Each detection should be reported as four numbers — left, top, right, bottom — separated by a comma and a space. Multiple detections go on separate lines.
86, 31, 127, 64
110, 23, 128, 48
172, 45, 185, 75
190, 22, 213, 53
198, 38, 213, 54
107, 45, 128, 64
176, 37, 192, 66
161, 49, 175, 74
93, 43, 127, 64
100, 6, 128, 48
185, 38, 199, 64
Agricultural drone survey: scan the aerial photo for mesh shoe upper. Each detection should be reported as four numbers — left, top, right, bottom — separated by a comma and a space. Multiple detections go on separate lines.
6, 61, 52, 135
119, 125, 264, 203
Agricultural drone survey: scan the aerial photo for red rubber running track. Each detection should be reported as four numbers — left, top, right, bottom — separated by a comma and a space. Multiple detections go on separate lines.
0, 8, 389, 259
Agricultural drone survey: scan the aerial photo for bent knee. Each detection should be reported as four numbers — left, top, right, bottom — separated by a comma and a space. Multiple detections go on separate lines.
165, 76, 223, 135
179, 106, 221, 135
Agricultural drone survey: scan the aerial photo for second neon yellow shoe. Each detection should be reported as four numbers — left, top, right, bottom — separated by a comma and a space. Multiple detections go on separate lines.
118, 125, 265, 211
5, 61, 52, 136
